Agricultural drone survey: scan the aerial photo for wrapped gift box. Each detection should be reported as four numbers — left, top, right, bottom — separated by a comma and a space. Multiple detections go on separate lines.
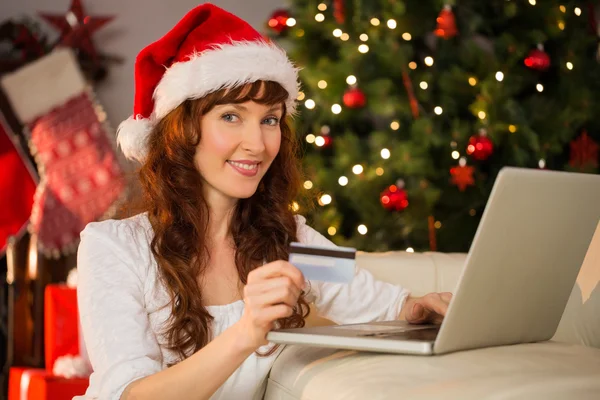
44, 284, 81, 373
8, 367, 88, 400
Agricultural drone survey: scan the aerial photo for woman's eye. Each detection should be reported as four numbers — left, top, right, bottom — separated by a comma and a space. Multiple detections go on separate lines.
263, 117, 280, 126
222, 113, 239, 123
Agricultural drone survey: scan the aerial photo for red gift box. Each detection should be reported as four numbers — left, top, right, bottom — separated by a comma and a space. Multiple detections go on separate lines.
44, 284, 81, 373
8, 367, 88, 400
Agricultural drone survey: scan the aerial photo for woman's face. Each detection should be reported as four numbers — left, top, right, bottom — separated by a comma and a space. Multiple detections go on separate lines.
195, 98, 283, 202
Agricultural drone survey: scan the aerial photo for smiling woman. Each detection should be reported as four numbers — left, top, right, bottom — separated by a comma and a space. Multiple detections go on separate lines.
73, 4, 446, 400
135, 77, 306, 358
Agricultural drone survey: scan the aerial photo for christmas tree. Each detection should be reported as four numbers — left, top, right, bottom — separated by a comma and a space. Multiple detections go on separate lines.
267, 1, 600, 252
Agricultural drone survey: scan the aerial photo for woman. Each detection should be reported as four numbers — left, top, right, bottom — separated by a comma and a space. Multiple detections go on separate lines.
76, 4, 452, 400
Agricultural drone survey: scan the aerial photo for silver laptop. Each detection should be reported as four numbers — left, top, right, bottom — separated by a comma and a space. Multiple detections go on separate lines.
267, 167, 600, 355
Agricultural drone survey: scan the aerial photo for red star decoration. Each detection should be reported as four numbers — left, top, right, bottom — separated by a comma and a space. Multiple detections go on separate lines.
39, 0, 114, 62
450, 165, 475, 191
569, 131, 598, 170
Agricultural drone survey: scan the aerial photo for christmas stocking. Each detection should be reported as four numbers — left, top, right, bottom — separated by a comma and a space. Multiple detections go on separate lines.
1, 48, 126, 257
0, 114, 37, 254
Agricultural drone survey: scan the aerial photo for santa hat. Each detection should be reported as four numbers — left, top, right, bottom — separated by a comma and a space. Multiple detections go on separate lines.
117, 3, 300, 162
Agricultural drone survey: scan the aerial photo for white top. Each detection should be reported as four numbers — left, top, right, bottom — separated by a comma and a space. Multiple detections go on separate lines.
75, 213, 410, 400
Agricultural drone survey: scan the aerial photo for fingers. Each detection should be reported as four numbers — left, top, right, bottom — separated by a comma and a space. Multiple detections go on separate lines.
406, 292, 454, 324
245, 304, 294, 333
423, 293, 449, 316
250, 285, 300, 308
260, 304, 295, 324
246, 276, 301, 297
407, 302, 429, 323
433, 294, 450, 316
244, 270, 302, 312
439, 292, 453, 303
248, 260, 305, 291
240, 260, 305, 348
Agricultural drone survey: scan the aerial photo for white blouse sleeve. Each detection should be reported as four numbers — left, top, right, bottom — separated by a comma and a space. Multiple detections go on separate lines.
77, 219, 162, 400
295, 216, 410, 324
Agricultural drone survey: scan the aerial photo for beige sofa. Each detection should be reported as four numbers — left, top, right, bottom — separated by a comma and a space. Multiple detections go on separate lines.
265, 251, 600, 399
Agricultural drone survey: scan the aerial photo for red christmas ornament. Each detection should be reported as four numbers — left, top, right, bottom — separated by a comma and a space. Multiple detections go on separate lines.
380, 185, 409, 212
39, 0, 114, 62
524, 45, 550, 71
434, 5, 458, 39
450, 159, 475, 191
333, 0, 346, 24
319, 135, 332, 148
343, 87, 367, 108
267, 9, 290, 34
466, 130, 494, 161
569, 131, 599, 170
380, 183, 409, 212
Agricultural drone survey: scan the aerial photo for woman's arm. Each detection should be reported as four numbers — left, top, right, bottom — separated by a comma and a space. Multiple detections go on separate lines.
78, 222, 165, 400
121, 321, 254, 400
295, 216, 410, 324
295, 216, 452, 325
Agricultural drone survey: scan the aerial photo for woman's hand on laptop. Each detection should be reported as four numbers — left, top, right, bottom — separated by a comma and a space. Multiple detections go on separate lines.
400, 292, 453, 324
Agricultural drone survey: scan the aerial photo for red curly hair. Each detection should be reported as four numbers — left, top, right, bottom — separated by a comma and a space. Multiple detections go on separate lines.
130, 80, 310, 360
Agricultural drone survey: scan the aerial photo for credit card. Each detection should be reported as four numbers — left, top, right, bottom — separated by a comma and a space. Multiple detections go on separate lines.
289, 242, 356, 283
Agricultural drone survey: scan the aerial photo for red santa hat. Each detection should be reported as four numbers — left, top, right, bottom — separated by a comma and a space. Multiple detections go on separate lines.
117, 3, 299, 162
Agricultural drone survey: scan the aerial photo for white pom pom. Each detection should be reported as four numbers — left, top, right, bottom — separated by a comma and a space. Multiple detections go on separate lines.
53, 355, 92, 378
66, 268, 78, 288
116, 115, 153, 163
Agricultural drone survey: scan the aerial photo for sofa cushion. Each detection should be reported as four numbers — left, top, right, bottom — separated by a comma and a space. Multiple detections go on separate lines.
357, 251, 465, 296
265, 342, 600, 400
